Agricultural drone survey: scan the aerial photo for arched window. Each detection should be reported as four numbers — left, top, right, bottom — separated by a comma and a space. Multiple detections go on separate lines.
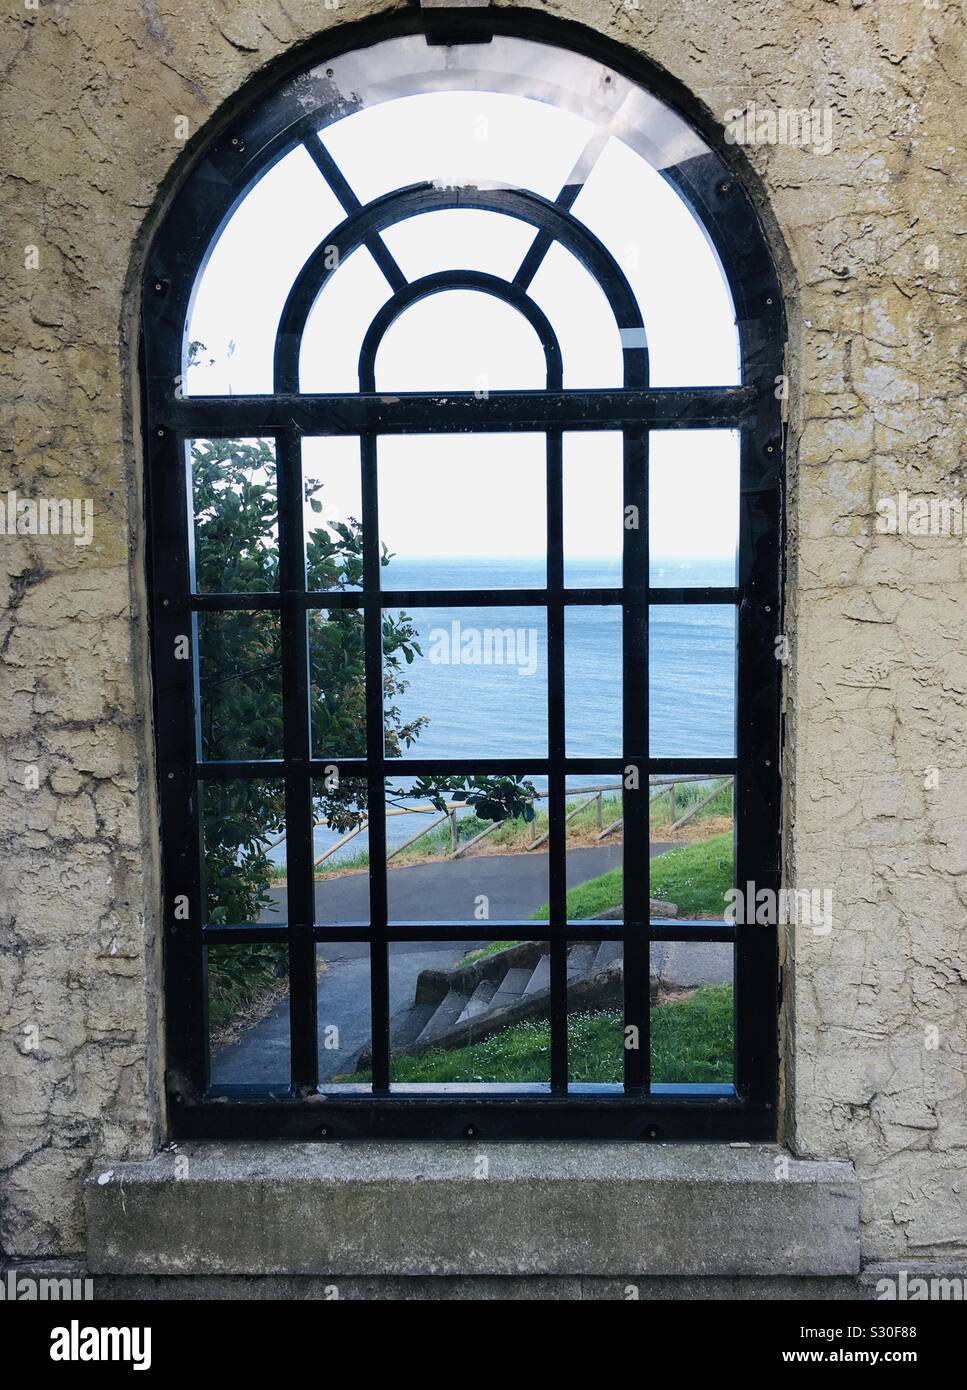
144, 13, 783, 1140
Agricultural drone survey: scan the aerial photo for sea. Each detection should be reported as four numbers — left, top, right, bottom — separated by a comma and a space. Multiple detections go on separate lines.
258, 556, 736, 866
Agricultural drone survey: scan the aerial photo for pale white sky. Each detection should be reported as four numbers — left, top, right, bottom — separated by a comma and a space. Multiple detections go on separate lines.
301, 430, 739, 562
187, 89, 740, 563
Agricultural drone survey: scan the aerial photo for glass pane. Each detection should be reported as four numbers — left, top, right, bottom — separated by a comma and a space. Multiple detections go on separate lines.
550, 779, 737, 930
208, 943, 289, 1089
317, 91, 595, 205
299, 246, 391, 392
186, 144, 344, 395
316, 941, 372, 1090
291, 33, 745, 397
312, 776, 370, 925
565, 606, 621, 757
649, 605, 736, 758
303, 438, 363, 592
564, 433, 622, 588
377, 434, 546, 590
374, 290, 548, 392
649, 431, 739, 588
380, 209, 538, 283
189, 438, 278, 595
382, 607, 548, 759
650, 941, 734, 1086
557, 776, 623, 926
201, 778, 287, 927
386, 939, 552, 1086
568, 940, 623, 1086
570, 136, 740, 386
528, 241, 624, 388
384, 778, 547, 925
650, 787, 735, 923
308, 608, 366, 760
197, 611, 282, 761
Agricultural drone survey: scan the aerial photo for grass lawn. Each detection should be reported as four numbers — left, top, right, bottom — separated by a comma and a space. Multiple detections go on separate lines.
461, 940, 519, 964
650, 831, 734, 918
462, 831, 734, 967
530, 830, 734, 921
374, 984, 733, 1085
356, 822, 738, 1083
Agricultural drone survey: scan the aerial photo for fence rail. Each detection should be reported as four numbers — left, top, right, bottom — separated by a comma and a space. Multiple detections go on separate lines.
266, 775, 733, 869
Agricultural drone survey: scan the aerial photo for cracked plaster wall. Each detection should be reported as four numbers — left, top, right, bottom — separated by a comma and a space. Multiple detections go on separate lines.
0, 0, 964, 1264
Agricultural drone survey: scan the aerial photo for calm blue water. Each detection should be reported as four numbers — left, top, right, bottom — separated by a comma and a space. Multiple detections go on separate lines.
383, 555, 735, 762
295, 556, 736, 866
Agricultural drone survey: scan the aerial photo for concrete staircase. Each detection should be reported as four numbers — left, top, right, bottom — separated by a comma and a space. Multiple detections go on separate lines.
391, 938, 627, 1058
348, 896, 747, 1072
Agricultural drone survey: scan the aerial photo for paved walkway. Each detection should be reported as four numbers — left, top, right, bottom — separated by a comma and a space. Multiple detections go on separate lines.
260, 842, 635, 925
212, 842, 726, 1087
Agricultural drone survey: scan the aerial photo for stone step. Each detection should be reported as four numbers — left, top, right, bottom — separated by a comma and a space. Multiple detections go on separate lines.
489, 966, 532, 1010
417, 989, 469, 1046
592, 940, 622, 974
566, 943, 596, 980
391, 1001, 435, 1051
457, 978, 497, 1024
523, 954, 550, 996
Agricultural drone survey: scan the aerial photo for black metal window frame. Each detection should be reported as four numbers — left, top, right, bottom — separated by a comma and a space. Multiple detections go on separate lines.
143, 10, 784, 1142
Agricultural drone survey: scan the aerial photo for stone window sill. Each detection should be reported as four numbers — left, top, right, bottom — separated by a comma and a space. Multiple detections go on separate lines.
86, 1141, 859, 1277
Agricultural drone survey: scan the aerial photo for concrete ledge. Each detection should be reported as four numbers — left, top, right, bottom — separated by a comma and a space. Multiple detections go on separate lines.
86, 1142, 859, 1278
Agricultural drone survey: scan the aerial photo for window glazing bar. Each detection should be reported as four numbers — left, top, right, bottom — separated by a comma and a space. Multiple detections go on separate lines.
187, 586, 741, 612
361, 432, 391, 1093
168, 387, 756, 435
515, 129, 610, 289
303, 137, 408, 293
277, 430, 319, 1094
546, 425, 568, 1094
622, 427, 650, 1095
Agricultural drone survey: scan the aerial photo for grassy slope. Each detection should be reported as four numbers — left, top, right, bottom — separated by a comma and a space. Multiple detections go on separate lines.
465, 832, 734, 966
408, 834, 737, 1081
531, 830, 733, 921
381, 985, 733, 1085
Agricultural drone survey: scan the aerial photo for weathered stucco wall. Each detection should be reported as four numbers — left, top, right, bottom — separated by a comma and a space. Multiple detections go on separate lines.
1, 0, 964, 1266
